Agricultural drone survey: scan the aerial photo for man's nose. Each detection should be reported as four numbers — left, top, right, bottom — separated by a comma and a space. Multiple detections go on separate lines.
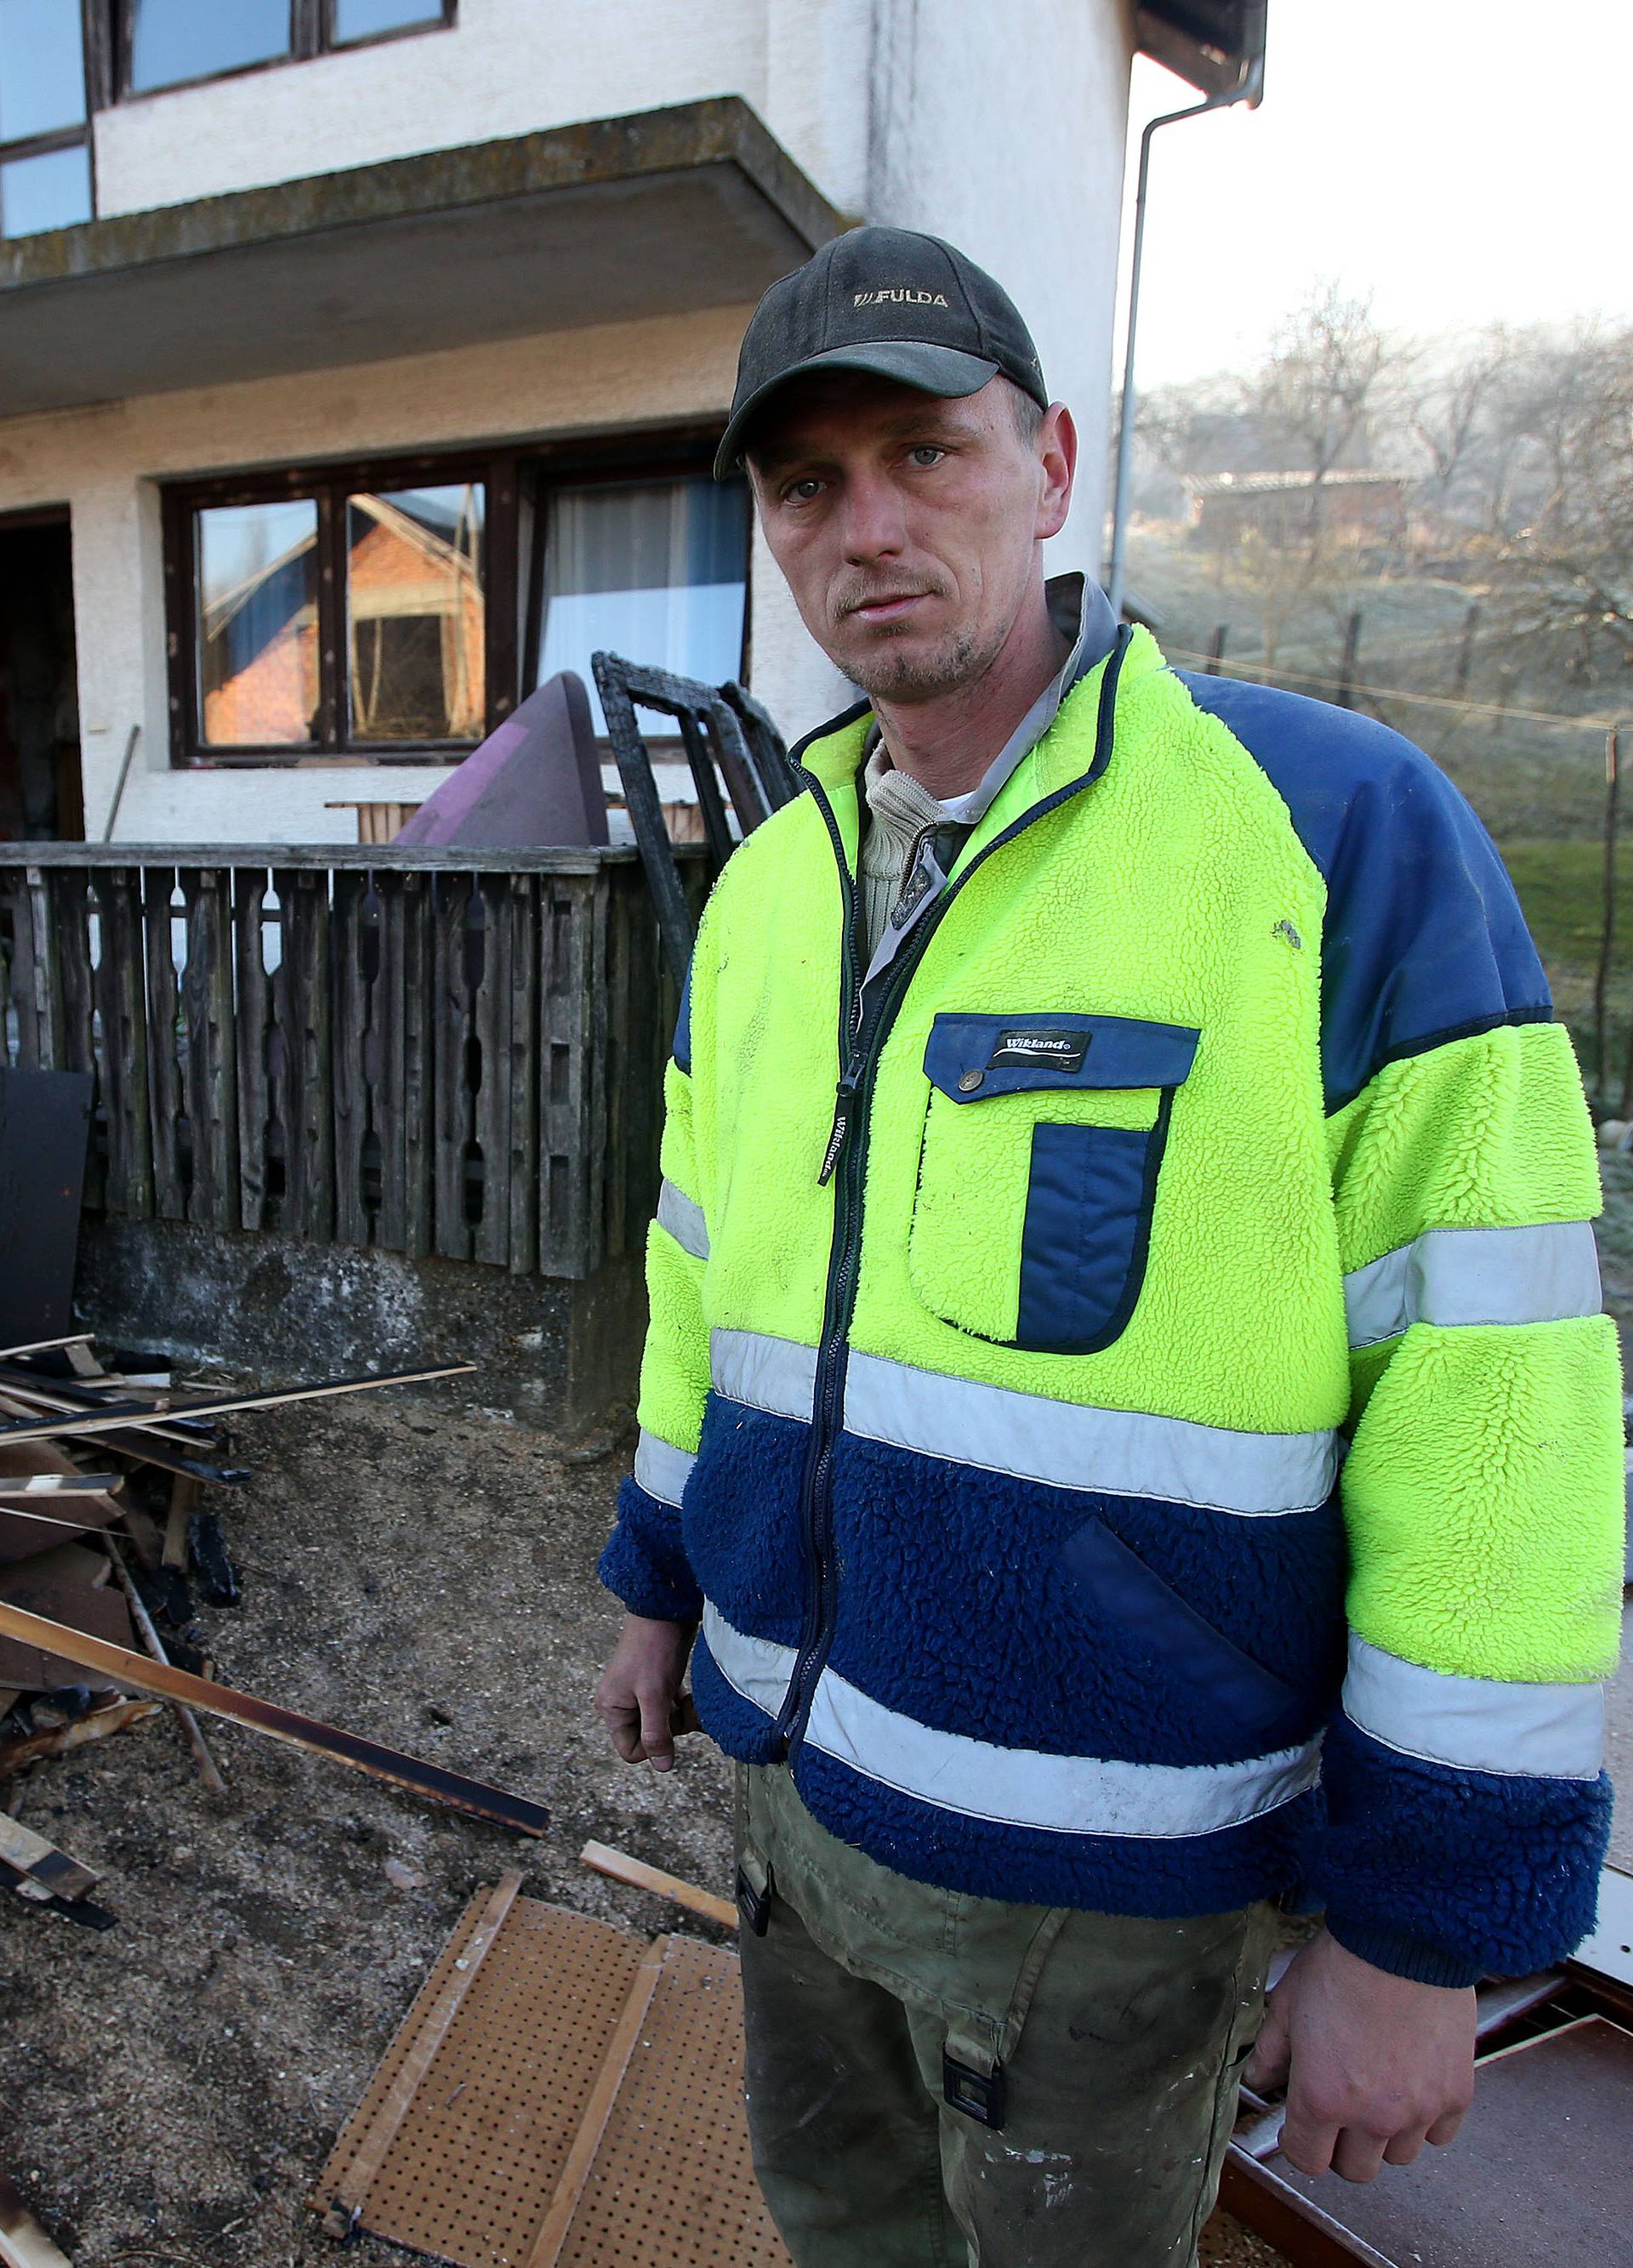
838, 473, 908, 564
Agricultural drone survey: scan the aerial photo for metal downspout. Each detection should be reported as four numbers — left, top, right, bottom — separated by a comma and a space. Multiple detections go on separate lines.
1106, 10, 1267, 621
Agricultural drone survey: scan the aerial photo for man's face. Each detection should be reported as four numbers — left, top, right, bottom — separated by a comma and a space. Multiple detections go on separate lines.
746, 372, 1072, 703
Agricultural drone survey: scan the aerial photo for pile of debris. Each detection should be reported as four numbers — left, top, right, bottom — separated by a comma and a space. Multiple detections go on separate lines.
0, 1328, 558, 1936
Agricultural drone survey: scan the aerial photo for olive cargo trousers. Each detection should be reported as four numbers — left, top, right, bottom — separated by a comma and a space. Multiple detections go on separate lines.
737, 1765, 1277, 2268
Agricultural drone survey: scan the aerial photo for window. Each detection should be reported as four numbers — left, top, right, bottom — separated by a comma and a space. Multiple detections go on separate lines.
164, 435, 746, 766
0, 0, 93, 238
118, 0, 452, 95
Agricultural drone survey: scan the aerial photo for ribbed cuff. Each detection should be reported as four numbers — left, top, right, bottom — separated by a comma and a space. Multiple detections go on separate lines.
1324, 1913, 1484, 1989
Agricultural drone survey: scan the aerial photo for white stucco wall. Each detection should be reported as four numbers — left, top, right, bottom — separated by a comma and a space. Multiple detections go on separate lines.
863, 0, 1132, 559
0, 304, 845, 843
4, 0, 1137, 844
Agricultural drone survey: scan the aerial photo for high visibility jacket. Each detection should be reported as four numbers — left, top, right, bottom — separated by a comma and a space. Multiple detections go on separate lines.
600, 625, 1623, 1987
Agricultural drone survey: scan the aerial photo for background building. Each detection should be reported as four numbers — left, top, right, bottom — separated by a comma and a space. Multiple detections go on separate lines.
0, 0, 1249, 843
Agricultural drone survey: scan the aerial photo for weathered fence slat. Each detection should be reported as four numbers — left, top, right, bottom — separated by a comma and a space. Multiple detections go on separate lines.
504, 873, 538, 1277
471, 876, 511, 1269
92, 867, 154, 1219
276, 869, 335, 1244
331, 871, 374, 1250
232, 870, 270, 1233
180, 869, 239, 1231
142, 867, 186, 1219
0, 844, 678, 1286
432, 874, 475, 1263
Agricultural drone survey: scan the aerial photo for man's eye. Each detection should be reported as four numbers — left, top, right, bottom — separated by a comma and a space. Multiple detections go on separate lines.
782, 477, 825, 504
908, 446, 947, 468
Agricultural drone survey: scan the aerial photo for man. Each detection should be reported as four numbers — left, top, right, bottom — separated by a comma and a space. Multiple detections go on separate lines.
595, 228, 1622, 2266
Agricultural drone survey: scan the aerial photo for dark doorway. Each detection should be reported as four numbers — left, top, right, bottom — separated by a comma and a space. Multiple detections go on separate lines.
0, 513, 83, 841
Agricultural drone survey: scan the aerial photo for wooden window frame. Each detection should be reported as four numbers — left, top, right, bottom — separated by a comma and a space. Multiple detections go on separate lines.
109, 0, 457, 105
162, 427, 738, 769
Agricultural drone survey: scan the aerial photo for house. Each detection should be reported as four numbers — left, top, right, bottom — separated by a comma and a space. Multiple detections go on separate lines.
1183, 469, 1410, 549
0, 1, 1258, 844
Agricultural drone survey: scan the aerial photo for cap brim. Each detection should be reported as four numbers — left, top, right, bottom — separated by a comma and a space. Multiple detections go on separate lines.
714, 342, 1002, 480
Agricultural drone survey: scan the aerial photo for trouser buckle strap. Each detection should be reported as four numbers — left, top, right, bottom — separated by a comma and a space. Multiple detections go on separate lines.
943, 2026, 1006, 2130
736, 1838, 774, 1937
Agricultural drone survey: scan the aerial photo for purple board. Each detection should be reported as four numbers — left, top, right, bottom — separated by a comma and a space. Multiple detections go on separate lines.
395, 671, 608, 850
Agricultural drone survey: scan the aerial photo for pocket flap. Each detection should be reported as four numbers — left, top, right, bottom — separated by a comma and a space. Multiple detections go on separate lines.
925, 1012, 1200, 1102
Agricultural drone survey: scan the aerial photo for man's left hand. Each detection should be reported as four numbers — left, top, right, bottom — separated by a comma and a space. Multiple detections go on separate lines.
1243, 1927, 1476, 2182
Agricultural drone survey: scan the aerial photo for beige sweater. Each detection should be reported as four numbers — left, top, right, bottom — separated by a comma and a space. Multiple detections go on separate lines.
856, 742, 956, 958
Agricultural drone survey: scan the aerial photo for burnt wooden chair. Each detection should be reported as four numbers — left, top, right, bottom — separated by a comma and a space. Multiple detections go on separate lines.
591, 653, 799, 989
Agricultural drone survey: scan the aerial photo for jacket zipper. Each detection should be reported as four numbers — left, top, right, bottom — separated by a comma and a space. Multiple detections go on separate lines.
771, 628, 1132, 1759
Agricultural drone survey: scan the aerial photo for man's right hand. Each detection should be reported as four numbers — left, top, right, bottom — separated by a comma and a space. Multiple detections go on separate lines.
594, 1612, 701, 1771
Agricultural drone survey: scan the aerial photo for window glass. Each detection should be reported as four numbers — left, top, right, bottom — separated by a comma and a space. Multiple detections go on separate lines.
196, 499, 320, 747
128, 0, 292, 94
0, 0, 86, 141
346, 483, 486, 742
537, 477, 749, 730
331, 0, 442, 43
0, 140, 89, 236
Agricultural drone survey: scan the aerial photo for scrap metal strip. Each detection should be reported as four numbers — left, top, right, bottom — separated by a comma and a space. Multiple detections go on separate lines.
0, 1601, 549, 1835
0, 1810, 99, 1903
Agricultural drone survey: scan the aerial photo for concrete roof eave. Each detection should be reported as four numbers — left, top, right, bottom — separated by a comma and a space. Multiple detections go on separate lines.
0, 95, 843, 422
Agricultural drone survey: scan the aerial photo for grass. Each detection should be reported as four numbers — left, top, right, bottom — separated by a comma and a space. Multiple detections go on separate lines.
1495, 839, 1633, 1107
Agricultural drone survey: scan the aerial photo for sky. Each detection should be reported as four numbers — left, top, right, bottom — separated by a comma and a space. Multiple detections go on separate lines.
1122, 1, 1633, 388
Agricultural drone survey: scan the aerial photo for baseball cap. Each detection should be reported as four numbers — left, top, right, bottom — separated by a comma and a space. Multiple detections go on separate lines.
714, 225, 1048, 480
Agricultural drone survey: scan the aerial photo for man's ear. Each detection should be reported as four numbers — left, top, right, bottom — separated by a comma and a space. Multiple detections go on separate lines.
1036, 402, 1076, 542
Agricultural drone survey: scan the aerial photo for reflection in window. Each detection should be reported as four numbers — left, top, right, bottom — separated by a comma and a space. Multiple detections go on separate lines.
128, 0, 292, 94
196, 499, 320, 747
332, 0, 443, 42
346, 485, 486, 742
0, 139, 89, 235
0, 0, 87, 141
537, 478, 749, 730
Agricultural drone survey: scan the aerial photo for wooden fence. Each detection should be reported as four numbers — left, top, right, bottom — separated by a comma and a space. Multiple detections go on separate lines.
0, 844, 679, 1281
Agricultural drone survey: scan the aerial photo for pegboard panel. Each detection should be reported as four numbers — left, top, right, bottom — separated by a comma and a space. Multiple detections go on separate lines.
551, 1935, 790, 2268
316, 1891, 647, 2268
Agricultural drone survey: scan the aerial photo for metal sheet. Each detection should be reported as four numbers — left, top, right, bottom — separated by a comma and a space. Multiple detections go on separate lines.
316, 1893, 789, 2268
1258, 2015, 1633, 2268
1572, 1864, 1633, 1990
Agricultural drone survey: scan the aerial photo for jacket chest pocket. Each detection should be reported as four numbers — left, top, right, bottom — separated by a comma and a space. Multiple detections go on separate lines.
908, 1011, 1200, 1355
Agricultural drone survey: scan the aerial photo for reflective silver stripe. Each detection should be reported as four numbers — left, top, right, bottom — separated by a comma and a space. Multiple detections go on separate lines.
703, 1605, 1322, 1839
1344, 1220, 1601, 1351
703, 1604, 795, 1719
633, 1427, 696, 1509
708, 1329, 1336, 1515
1343, 1634, 1605, 1780
710, 1327, 817, 1420
655, 1179, 709, 1261
844, 1350, 1337, 1516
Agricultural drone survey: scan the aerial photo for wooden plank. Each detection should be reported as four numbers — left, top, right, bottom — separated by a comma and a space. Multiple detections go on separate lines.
432, 873, 475, 1262
517, 1942, 668, 2268
583, 872, 611, 1275
105, 1536, 227, 1794
504, 873, 539, 1276
472, 875, 511, 1267
92, 867, 154, 1219
0, 1600, 549, 1837
0, 1810, 100, 1903
0, 869, 48, 1071
49, 871, 101, 1211
0, 844, 636, 875
578, 1840, 737, 1930
538, 885, 592, 1278
142, 867, 186, 1219
180, 869, 239, 1232
277, 868, 335, 1242
331, 871, 374, 1249
374, 873, 407, 1252
232, 869, 271, 1232
324, 1874, 523, 2225
401, 873, 435, 1259
0, 1362, 477, 1446
0, 2172, 76, 2268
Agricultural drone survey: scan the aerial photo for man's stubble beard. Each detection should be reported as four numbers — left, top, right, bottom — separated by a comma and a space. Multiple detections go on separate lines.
836, 625, 1003, 704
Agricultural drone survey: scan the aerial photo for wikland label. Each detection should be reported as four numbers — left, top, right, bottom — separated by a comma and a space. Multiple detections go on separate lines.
987, 1030, 1090, 1073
